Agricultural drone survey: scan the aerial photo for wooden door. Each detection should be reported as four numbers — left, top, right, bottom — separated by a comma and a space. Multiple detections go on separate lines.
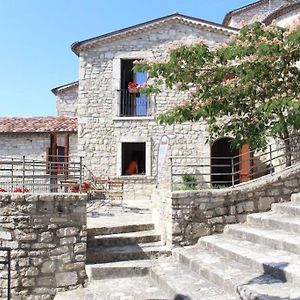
239, 144, 252, 183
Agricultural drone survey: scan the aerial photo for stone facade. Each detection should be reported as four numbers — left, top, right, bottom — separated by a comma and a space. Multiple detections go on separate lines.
0, 193, 87, 299
275, 7, 300, 26
0, 133, 50, 160
0, 132, 78, 161
76, 19, 232, 199
152, 163, 300, 247
55, 83, 79, 117
225, 0, 294, 28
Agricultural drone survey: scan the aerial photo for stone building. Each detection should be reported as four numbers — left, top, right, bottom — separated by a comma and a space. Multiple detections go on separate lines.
55, 0, 297, 199
1, 0, 299, 199
0, 116, 77, 161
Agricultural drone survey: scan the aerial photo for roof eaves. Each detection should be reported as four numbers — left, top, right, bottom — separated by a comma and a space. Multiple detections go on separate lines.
51, 81, 79, 95
223, 0, 265, 26
71, 13, 238, 56
263, 2, 300, 24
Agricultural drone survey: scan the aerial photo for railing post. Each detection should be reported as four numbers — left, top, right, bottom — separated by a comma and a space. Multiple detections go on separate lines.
170, 157, 173, 191
11, 158, 14, 193
7, 248, 11, 300
269, 144, 273, 175
79, 157, 83, 193
231, 157, 235, 187
22, 155, 25, 192
32, 160, 35, 193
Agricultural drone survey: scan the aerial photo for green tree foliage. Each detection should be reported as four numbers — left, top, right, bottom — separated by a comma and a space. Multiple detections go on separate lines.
135, 21, 300, 163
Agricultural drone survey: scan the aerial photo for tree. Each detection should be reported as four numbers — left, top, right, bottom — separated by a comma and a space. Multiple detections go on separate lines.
135, 21, 300, 165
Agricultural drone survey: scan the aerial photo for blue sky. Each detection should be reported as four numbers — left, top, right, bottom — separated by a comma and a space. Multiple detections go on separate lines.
0, 0, 254, 117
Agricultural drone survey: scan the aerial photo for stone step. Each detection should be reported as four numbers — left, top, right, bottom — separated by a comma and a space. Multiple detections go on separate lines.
291, 193, 300, 202
87, 223, 154, 237
271, 201, 300, 216
247, 212, 300, 234
173, 245, 300, 299
87, 241, 171, 264
54, 275, 167, 300
149, 256, 237, 300
86, 259, 152, 280
224, 223, 300, 254
88, 229, 161, 247
198, 234, 300, 285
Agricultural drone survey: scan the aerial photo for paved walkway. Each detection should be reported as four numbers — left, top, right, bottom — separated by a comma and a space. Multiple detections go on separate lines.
54, 276, 167, 300
87, 198, 153, 229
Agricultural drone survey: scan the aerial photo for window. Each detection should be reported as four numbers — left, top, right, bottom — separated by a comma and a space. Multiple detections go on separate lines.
120, 59, 150, 117
122, 142, 146, 175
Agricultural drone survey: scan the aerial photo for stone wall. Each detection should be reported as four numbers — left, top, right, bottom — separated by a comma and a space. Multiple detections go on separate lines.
0, 193, 87, 300
276, 8, 300, 27
0, 133, 50, 160
56, 85, 78, 117
77, 21, 227, 200
226, 0, 292, 28
0, 133, 78, 161
152, 163, 300, 247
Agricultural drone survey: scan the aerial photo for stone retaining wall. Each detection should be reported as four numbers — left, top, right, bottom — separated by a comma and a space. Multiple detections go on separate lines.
153, 164, 300, 247
0, 193, 87, 300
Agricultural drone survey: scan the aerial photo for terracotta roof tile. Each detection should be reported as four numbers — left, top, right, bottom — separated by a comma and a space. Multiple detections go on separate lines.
0, 117, 77, 133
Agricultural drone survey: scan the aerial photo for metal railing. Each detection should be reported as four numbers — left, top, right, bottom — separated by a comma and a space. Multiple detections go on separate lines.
0, 155, 84, 193
170, 136, 300, 191
0, 247, 11, 300
120, 89, 152, 117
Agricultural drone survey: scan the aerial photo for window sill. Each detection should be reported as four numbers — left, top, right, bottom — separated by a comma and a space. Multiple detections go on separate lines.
119, 175, 155, 180
113, 116, 155, 121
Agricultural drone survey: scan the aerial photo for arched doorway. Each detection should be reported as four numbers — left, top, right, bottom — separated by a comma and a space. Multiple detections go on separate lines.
211, 137, 240, 186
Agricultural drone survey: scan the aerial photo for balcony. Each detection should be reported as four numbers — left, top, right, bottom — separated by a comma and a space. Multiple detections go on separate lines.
120, 89, 152, 117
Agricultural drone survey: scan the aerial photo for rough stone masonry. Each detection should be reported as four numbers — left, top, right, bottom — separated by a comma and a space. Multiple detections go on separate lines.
0, 193, 87, 300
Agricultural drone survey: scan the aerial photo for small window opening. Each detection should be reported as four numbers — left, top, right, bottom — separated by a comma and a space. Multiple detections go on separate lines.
122, 142, 146, 175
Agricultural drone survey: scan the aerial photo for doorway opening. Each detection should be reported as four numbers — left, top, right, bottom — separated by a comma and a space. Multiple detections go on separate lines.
211, 137, 239, 186
122, 142, 146, 175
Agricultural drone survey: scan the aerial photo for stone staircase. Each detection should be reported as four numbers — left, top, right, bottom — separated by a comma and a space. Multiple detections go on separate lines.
148, 194, 300, 299
55, 194, 300, 299
87, 222, 171, 265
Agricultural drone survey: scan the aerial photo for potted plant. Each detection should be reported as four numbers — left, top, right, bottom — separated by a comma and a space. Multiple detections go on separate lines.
128, 82, 140, 94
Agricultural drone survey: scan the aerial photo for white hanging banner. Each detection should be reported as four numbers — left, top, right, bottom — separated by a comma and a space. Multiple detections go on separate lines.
156, 135, 169, 187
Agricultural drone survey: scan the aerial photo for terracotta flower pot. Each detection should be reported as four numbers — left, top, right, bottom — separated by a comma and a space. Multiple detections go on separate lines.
128, 86, 139, 94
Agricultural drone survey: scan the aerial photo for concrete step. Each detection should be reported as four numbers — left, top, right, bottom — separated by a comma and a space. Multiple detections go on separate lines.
87, 223, 154, 237
173, 245, 300, 299
87, 241, 171, 264
86, 259, 152, 280
149, 256, 237, 300
198, 234, 300, 286
224, 223, 300, 254
247, 212, 300, 234
88, 229, 161, 247
272, 201, 300, 216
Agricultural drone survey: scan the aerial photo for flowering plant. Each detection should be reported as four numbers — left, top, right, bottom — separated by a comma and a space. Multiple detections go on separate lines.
128, 82, 140, 94
14, 187, 30, 193
69, 181, 91, 193
128, 82, 139, 88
